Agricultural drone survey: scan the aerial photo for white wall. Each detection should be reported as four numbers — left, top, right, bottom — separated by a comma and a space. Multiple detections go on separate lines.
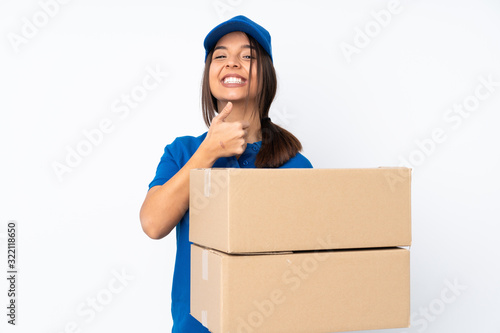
1, 0, 499, 332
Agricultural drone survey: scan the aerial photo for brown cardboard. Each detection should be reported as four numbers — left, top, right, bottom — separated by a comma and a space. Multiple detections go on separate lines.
191, 244, 410, 333
189, 168, 411, 253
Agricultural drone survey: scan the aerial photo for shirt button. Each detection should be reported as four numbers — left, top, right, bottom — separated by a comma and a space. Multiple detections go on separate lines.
242, 160, 249, 166
252, 146, 258, 151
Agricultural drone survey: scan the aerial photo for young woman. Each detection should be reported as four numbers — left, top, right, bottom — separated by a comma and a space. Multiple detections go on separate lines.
140, 15, 313, 332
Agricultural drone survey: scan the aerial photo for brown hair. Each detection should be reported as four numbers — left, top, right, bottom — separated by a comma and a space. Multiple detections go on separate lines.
201, 33, 302, 168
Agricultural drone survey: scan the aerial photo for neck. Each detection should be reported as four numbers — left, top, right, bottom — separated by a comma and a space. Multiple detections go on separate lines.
217, 100, 262, 143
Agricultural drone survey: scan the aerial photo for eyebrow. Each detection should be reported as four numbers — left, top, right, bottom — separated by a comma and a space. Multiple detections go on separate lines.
213, 44, 254, 51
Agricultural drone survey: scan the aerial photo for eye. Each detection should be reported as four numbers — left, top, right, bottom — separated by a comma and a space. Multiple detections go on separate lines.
214, 54, 226, 59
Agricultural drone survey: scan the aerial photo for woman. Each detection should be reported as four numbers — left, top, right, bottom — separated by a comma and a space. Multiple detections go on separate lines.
140, 15, 313, 332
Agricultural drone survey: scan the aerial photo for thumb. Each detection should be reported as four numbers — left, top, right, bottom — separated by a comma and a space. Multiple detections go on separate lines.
215, 102, 233, 123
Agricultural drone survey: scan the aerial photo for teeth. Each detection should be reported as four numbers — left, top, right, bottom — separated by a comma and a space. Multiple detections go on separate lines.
224, 77, 244, 84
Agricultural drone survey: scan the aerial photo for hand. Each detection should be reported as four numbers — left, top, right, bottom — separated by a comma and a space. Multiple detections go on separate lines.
203, 102, 250, 158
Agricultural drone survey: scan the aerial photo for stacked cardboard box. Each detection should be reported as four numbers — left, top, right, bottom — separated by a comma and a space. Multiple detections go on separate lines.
189, 167, 411, 333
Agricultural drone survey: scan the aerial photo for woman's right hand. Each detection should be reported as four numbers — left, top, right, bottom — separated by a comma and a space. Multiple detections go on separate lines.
202, 102, 250, 158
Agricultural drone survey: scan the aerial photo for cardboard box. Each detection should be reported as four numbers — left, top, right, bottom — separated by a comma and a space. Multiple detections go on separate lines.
189, 168, 411, 253
191, 244, 410, 333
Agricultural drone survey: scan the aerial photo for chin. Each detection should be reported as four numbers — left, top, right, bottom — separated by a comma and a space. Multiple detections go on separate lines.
217, 95, 246, 103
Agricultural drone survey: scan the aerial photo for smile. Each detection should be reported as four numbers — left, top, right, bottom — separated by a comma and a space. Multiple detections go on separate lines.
221, 75, 247, 87
223, 77, 245, 84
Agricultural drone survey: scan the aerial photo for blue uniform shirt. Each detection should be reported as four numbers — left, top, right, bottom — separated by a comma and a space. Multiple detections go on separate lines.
148, 131, 313, 333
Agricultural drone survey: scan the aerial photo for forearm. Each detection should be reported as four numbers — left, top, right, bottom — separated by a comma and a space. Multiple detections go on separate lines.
140, 142, 218, 239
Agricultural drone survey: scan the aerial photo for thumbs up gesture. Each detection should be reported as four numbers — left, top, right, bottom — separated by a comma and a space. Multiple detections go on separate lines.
203, 102, 250, 158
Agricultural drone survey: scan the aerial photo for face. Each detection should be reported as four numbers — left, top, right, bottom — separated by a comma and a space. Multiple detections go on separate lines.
209, 31, 258, 106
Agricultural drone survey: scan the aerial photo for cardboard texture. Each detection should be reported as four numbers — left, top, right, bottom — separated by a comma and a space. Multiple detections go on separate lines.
191, 244, 410, 333
189, 168, 411, 253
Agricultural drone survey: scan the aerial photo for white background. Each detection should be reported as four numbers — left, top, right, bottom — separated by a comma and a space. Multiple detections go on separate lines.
1, 0, 499, 332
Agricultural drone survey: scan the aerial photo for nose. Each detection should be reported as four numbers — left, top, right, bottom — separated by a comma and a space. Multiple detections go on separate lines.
225, 54, 240, 68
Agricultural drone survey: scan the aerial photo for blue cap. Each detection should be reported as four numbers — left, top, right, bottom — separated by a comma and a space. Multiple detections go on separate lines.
204, 15, 273, 62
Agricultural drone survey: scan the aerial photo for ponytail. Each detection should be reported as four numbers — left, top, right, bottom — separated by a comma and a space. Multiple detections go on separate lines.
257, 118, 302, 168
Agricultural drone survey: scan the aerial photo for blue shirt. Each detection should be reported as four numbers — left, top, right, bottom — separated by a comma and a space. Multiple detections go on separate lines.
148, 131, 313, 333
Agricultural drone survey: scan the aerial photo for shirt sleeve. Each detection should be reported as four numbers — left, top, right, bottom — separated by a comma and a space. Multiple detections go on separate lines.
148, 140, 182, 189
280, 152, 314, 169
